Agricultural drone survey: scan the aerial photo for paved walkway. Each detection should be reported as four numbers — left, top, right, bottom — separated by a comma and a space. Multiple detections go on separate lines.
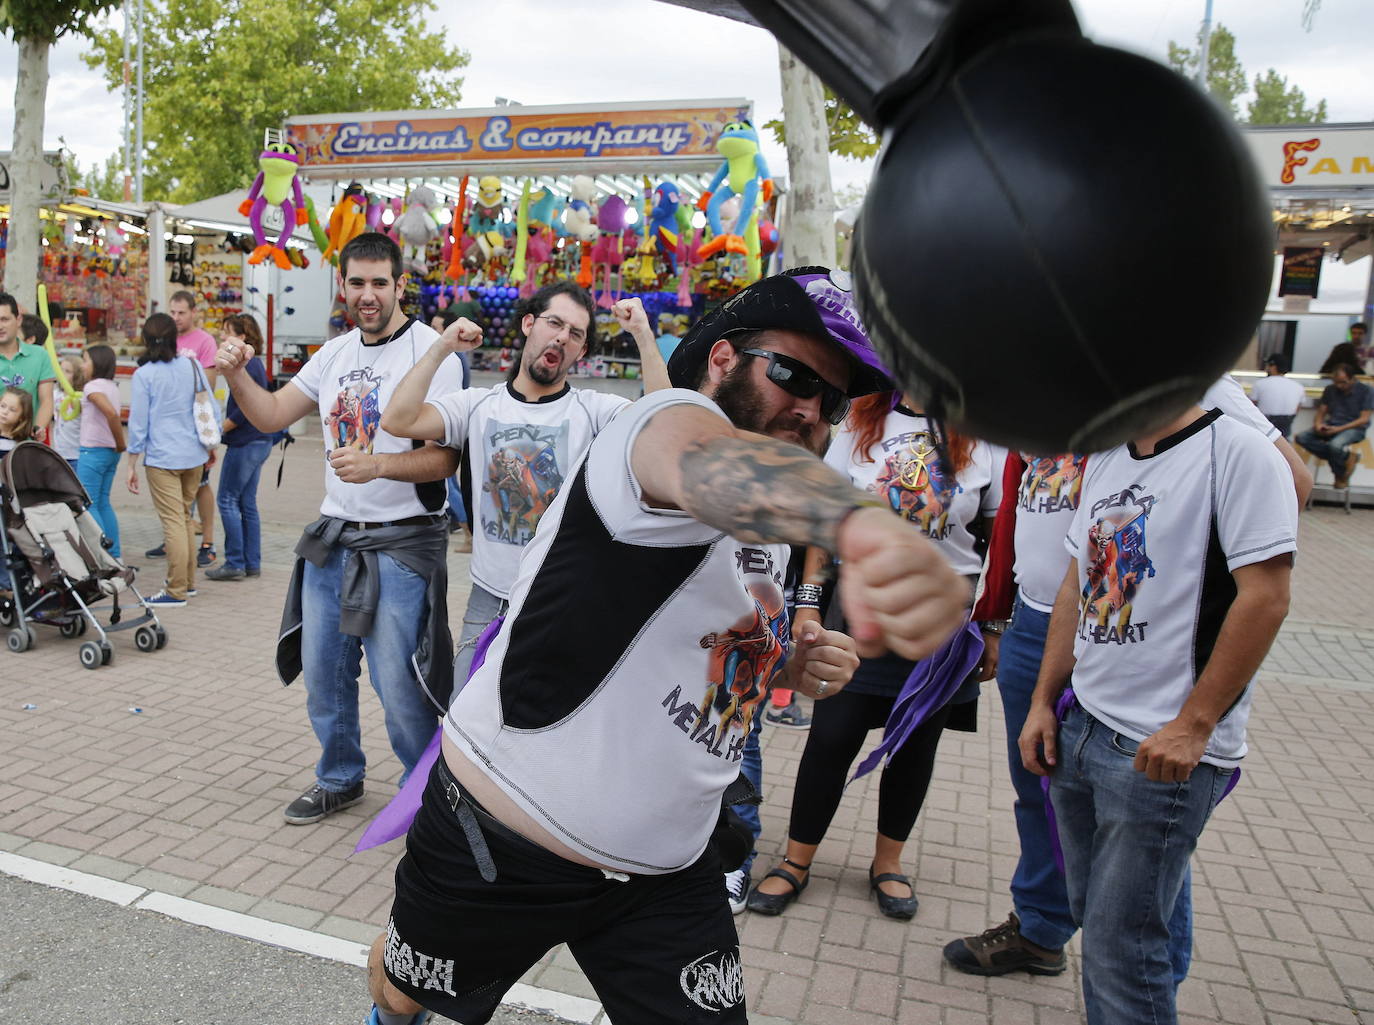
2, 425, 1371, 1024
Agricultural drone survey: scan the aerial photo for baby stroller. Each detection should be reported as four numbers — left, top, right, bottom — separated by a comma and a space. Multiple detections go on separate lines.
1, 441, 167, 668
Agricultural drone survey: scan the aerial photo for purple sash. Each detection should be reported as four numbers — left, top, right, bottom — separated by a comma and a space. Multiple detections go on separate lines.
1041, 688, 1242, 873
354, 616, 505, 853
851, 617, 984, 782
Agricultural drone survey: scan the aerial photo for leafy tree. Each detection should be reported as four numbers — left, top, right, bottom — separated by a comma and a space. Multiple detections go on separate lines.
1247, 69, 1327, 124
1167, 23, 1248, 116
764, 86, 880, 161
2, 0, 123, 309
83, 0, 468, 202
72, 151, 128, 201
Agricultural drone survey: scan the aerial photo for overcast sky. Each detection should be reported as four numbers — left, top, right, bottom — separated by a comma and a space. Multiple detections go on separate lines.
1, 0, 1370, 196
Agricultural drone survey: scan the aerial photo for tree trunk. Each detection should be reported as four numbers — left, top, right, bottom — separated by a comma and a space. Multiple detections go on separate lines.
4, 37, 49, 312
777, 43, 836, 270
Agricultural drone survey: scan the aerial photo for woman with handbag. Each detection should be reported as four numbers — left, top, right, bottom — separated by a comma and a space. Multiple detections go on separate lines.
126, 312, 220, 607
205, 314, 275, 581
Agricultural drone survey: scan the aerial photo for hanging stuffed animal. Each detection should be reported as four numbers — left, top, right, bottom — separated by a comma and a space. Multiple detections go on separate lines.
510, 179, 533, 287
238, 140, 307, 269
394, 185, 441, 274
303, 195, 331, 253
590, 195, 629, 308
562, 175, 599, 242
630, 177, 658, 289
649, 180, 687, 274
527, 185, 558, 232
465, 176, 509, 279
696, 121, 773, 259
470, 176, 506, 237
444, 175, 471, 283
512, 182, 556, 297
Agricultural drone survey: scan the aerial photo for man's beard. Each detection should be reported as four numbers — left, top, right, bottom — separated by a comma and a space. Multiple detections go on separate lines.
524, 346, 566, 386
712, 362, 827, 455
348, 294, 395, 331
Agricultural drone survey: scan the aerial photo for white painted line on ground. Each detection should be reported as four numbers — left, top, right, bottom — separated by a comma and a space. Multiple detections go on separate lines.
134, 891, 372, 967
3, 853, 608, 1022
503, 982, 603, 1024
0, 850, 146, 906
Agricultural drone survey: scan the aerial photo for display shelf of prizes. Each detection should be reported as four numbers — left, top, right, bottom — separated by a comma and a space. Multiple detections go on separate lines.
166, 243, 244, 335
34, 230, 149, 350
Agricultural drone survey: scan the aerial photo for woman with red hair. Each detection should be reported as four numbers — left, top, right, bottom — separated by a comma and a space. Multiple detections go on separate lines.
747, 392, 1006, 920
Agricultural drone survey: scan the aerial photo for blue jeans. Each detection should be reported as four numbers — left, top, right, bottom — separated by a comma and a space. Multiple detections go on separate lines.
1295, 425, 1367, 478
216, 440, 271, 570
446, 475, 467, 526
1002, 597, 1193, 978
1050, 704, 1233, 1025
301, 546, 438, 791
452, 582, 506, 697
998, 597, 1076, 949
76, 446, 121, 558
733, 701, 766, 879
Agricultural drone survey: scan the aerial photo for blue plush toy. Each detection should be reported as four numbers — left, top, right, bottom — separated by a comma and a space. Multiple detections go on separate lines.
696, 121, 772, 258
650, 181, 684, 273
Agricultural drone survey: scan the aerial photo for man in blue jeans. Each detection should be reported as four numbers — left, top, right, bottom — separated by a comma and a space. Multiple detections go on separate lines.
946, 376, 1312, 980
216, 232, 464, 825
1019, 402, 1296, 1025
1294, 363, 1372, 488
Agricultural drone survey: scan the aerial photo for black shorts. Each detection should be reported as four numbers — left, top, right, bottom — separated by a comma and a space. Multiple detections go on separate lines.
384, 759, 747, 1025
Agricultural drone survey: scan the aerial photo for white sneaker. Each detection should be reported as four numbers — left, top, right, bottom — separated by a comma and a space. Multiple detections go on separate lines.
725, 868, 750, 915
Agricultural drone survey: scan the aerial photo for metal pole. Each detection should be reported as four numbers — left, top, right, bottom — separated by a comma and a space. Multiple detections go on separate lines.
1196, 0, 1214, 92
122, 0, 132, 201
135, 0, 145, 203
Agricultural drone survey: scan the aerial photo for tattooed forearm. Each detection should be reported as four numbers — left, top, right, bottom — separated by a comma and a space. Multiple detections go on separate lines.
678, 435, 873, 550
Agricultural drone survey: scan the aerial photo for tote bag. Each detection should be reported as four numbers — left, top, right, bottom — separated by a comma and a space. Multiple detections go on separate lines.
190, 360, 222, 449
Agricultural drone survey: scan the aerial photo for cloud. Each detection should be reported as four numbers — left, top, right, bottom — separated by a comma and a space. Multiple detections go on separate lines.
4, 1, 1368, 193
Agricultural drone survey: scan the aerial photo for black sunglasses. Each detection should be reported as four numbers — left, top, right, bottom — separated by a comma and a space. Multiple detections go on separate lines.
738, 348, 851, 425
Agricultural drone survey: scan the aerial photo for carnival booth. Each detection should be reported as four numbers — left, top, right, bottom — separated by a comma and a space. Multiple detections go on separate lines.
281, 99, 784, 381
0, 150, 153, 351
1237, 124, 1373, 505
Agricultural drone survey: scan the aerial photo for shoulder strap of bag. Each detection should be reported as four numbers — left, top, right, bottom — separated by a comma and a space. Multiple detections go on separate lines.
275, 431, 295, 488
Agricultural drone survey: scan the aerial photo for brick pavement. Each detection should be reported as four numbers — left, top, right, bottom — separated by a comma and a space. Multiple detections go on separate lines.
2, 423, 1372, 1024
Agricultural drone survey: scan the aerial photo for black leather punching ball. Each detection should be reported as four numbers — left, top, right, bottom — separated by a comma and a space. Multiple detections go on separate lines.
850, 34, 1273, 453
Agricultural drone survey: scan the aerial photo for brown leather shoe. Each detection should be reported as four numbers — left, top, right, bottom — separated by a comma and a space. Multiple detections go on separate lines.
942, 912, 1067, 976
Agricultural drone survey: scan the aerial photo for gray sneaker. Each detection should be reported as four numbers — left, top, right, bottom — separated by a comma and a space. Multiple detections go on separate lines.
205, 564, 245, 581
283, 781, 364, 825
765, 698, 812, 730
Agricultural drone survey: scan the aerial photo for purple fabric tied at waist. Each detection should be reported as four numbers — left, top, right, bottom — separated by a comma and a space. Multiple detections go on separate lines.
850, 616, 984, 783
354, 615, 505, 854
1040, 687, 1242, 874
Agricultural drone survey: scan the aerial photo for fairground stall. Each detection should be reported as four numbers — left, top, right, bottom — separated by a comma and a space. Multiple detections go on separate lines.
281, 99, 785, 384
1237, 123, 1373, 505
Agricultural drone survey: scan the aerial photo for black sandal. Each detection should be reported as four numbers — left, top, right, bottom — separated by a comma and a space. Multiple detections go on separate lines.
869, 866, 918, 920
745, 857, 810, 916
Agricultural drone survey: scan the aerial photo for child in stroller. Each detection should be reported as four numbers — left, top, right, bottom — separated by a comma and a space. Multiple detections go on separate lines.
1, 440, 168, 668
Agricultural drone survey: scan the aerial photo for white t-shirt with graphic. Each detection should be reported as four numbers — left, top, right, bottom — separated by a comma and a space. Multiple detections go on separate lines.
444, 388, 790, 874
290, 319, 465, 523
1064, 411, 1297, 767
1012, 375, 1285, 613
823, 408, 1004, 576
427, 383, 629, 599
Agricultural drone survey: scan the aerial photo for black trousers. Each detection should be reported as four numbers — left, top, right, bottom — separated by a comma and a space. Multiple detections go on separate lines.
788, 687, 954, 846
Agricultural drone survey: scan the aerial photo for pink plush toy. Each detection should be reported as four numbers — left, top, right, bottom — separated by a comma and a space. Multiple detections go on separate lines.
590, 195, 629, 306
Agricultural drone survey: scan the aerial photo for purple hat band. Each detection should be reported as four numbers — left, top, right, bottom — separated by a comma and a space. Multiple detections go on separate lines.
788, 269, 893, 386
